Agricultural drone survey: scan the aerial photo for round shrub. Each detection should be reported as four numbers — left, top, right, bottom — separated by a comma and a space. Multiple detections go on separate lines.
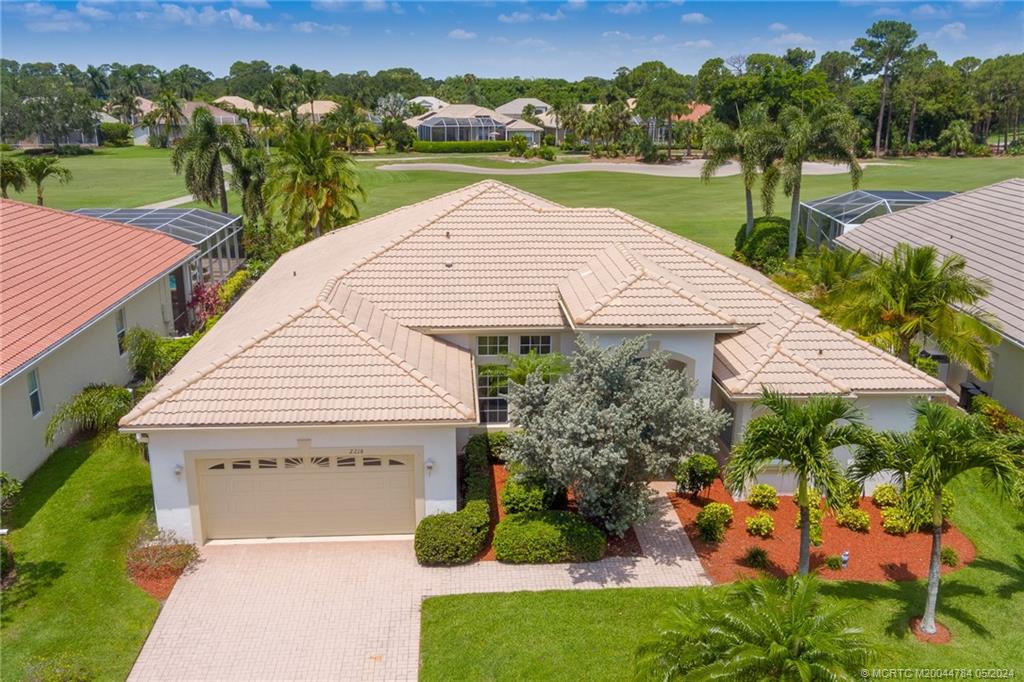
493, 511, 605, 564
675, 454, 719, 497
872, 484, 901, 508
733, 216, 806, 271
940, 546, 959, 567
824, 555, 843, 570
743, 546, 770, 570
835, 507, 870, 533
747, 483, 779, 510
745, 511, 775, 538
880, 507, 913, 536
414, 500, 489, 565
829, 478, 862, 509
501, 478, 556, 514
695, 502, 734, 542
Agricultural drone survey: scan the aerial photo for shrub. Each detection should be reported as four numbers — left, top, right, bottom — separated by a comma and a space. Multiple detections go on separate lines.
696, 502, 734, 542
24, 655, 94, 682
743, 546, 770, 569
189, 281, 222, 327
125, 327, 202, 382
24, 145, 93, 157
913, 354, 939, 377
829, 478, 862, 509
905, 489, 956, 529
747, 483, 779, 510
733, 216, 806, 271
127, 532, 200, 580
971, 395, 1024, 435
508, 134, 528, 158
0, 472, 23, 514
1, 539, 14, 583
940, 546, 959, 567
493, 510, 605, 563
880, 507, 913, 536
464, 431, 510, 463
824, 554, 843, 570
148, 131, 170, 148
502, 477, 557, 514
835, 507, 870, 532
543, 133, 555, 147
412, 140, 511, 153
872, 484, 901, 508
745, 511, 775, 538
675, 454, 719, 497
538, 146, 556, 161
793, 504, 824, 545
218, 268, 251, 308
99, 122, 131, 146
44, 384, 134, 445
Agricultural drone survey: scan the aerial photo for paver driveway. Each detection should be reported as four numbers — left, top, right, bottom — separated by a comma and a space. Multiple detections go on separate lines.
129, 488, 707, 681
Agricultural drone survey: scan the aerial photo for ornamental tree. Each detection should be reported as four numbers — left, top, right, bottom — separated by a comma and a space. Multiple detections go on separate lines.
504, 336, 730, 536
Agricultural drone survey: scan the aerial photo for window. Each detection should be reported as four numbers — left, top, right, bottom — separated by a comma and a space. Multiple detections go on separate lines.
477, 336, 508, 356
519, 335, 552, 355
477, 368, 508, 424
115, 308, 127, 355
27, 369, 42, 416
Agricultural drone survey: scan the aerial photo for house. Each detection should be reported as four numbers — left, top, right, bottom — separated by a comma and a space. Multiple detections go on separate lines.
836, 179, 1024, 417
495, 97, 551, 119
638, 100, 712, 145
538, 103, 596, 144
800, 189, 957, 246
409, 96, 449, 112
295, 100, 339, 122
14, 111, 114, 148
214, 95, 275, 115
0, 200, 195, 480
120, 181, 945, 544
404, 104, 543, 146
131, 101, 246, 146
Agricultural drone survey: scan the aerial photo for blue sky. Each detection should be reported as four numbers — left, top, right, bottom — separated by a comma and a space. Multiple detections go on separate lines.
1, 1, 1020, 80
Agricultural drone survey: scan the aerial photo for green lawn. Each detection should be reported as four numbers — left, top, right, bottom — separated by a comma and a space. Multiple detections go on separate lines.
420, 469, 1024, 680
1, 434, 160, 681
3, 146, 188, 210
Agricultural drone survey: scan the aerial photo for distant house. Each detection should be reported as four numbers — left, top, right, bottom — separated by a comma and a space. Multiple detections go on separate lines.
131, 100, 246, 146
404, 104, 543, 146
640, 100, 712, 145
409, 96, 448, 112
495, 97, 551, 119
295, 100, 339, 123
214, 95, 275, 115
836, 179, 1024, 417
0, 200, 195, 480
15, 111, 116, 148
538, 104, 596, 144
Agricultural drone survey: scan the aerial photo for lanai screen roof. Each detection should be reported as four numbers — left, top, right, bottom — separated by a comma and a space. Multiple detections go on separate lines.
803, 189, 956, 229
72, 208, 241, 246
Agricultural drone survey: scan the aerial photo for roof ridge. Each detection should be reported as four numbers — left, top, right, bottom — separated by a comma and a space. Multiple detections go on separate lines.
627, 250, 739, 325
315, 300, 475, 419
490, 181, 568, 212
121, 302, 321, 426
575, 269, 644, 324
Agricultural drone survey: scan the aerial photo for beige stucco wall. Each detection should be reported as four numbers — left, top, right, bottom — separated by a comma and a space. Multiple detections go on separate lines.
0, 277, 173, 480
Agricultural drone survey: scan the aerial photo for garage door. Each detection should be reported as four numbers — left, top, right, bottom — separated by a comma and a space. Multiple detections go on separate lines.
197, 452, 416, 540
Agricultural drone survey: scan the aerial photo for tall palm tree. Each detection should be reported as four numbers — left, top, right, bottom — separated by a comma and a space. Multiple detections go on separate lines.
725, 388, 871, 575
154, 90, 185, 136
171, 107, 243, 214
323, 100, 377, 152
778, 103, 862, 259
301, 72, 323, 123
635, 574, 874, 680
701, 104, 781, 236
265, 126, 366, 241
1, 156, 27, 199
230, 145, 270, 225
552, 102, 583, 145
851, 402, 1019, 635
20, 156, 72, 206
833, 243, 1000, 378
938, 119, 974, 156
109, 88, 141, 125
85, 65, 109, 100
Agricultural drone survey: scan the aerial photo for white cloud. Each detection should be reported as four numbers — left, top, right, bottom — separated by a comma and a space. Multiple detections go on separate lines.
448, 28, 476, 39
152, 4, 268, 30
602, 29, 644, 40
680, 11, 709, 23
498, 10, 531, 23
871, 6, 903, 15
912, 3, 951, 17
221, 7, 264, 30
75, 2, 111, 19
362, 0, 386, 10
771, 32, 816, 46
650, 33, 668, 42
682, 38, 713, 48
564, 0, 586, 8
607, 1, 646, 15
539, 9, 565, 20
234, 0, 270, 7
934, 21, 967, 39
293, 20, 350, 34
768, 22, 788, 31
518, 37, 551, 48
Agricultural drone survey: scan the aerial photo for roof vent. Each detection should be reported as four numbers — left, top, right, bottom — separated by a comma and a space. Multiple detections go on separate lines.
444, 261, 453, 268
293, 271, 296, 277
445, 230, 450, 239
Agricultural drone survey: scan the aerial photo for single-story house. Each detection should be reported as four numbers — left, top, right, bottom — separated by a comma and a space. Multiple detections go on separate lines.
214, 95, 275, 115
1, 200, 195, 480
495, 97, 551, 119
295, 100, 339, 123
409, 96, 449, 112
800, 189, 957, 246
836, 179, 1024, 416
121, 181, 945, 544
538, 103, 596, 144
13, 111, 116, 148
131, 101, 246, 146
404, 104, 543, 146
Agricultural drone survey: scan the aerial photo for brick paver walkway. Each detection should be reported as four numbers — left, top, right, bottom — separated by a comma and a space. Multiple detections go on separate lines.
128, 485, 706, 681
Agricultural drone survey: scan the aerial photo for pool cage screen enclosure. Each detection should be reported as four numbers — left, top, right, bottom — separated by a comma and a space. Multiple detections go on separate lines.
798, 190, 957, 246
417, 115, 506, 142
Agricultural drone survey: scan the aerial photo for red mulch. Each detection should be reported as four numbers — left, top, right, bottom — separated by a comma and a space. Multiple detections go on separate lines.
910, 617, 952, 644
131, 573, 179, 601
669, 479, 975, 583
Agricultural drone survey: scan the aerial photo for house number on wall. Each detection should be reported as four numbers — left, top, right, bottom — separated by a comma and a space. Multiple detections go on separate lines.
347, 448, 365, 455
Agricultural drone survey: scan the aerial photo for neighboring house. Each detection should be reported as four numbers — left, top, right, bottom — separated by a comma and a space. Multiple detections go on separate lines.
132, 101, 246, 146
538, 103, 596, 144
295, 100, 339, 123
836, 179, 1024, 417
214, 95, 274, 115
409, 96, 449, 112
0, 200, 195, 480
404, 104, 543, 146
639, 100, 712, 145
495, 97, 551, 119
800, 189, 957, 246
120, 181, 945, 544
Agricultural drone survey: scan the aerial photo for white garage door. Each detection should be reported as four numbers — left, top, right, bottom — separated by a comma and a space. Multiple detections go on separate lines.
197, 452, 416, 540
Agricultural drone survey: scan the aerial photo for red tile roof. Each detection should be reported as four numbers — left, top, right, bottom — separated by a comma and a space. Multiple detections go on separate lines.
0, 200, 196, 381
672, 102, 712, 123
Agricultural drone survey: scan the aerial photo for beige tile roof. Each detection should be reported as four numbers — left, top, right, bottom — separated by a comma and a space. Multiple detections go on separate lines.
558, 244, 738, 328
404, 104, 514, 128
495, 98, 551, 116
836, 179, 1024, 347
506, 118, 543, 132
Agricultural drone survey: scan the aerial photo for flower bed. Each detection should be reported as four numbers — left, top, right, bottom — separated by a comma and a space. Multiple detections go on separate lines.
126, 540, 199, 600
669, 479, 975, 583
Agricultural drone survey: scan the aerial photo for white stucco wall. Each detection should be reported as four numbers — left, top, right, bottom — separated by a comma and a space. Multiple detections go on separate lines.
581, 330, 717, 401
0, 278, 172, 480
144, 424, 459, 543
988, 339, 1024, 418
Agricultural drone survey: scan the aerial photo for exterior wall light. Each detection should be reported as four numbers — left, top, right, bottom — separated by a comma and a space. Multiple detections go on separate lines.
425, 458, 435, 474
174, 464, 184, 480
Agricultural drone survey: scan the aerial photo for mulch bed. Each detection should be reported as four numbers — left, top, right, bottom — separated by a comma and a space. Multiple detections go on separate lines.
669, 479, 975, 583
910, 617, 952, 644
127, 543, 200, 600
131, 574, 180, 601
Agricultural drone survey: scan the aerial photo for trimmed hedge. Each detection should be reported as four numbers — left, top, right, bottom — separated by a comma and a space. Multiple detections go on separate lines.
835, 507, 870, 532
871, 484, 901, 509
412, 140, 511, 153
414, 438, 492, 565
695, 502, 733, 542
493, 511, 605, 563
502, 478, 557, 514
218, 268, 251, 309
747, 483, 779, 510
733, 216, 806, 271
880, 507, 913, 536
745, 511, 775, 538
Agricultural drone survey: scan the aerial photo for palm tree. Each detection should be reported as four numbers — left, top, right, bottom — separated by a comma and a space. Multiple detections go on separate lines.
265, 126, 366, 241
792, 247, 872, 308
553, 102, 583, 145
778, 104, 862, 259
230, 145, 270, 225
851, 402, 1019, 635
701, 104, 781, 236
153, 90, 185, 138
171, 107, 243, 213
938, 119, 974, 156
323, 100, 377, 152
301, 72, 323, 123
725, 388, 871, 575
85, 65, 109, 100
1, 156, 27, 199
21, 156, 72, 206
480, 351, 570, 391
635, 574, 874, 680
833, 243, 1000, 378
109, 88, 141, 125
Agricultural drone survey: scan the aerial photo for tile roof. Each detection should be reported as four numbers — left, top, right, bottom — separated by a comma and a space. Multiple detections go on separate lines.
506, 119, 544, 132
495, 98, 551, 116
404, 104, 514, 128
836, 179, 1024, 347
558, 244, 738, 328
672, 102, 712, 123
0, 200, 195, 382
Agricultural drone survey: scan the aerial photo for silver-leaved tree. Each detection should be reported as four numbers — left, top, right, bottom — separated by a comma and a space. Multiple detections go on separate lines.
504, 336, 731, 536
